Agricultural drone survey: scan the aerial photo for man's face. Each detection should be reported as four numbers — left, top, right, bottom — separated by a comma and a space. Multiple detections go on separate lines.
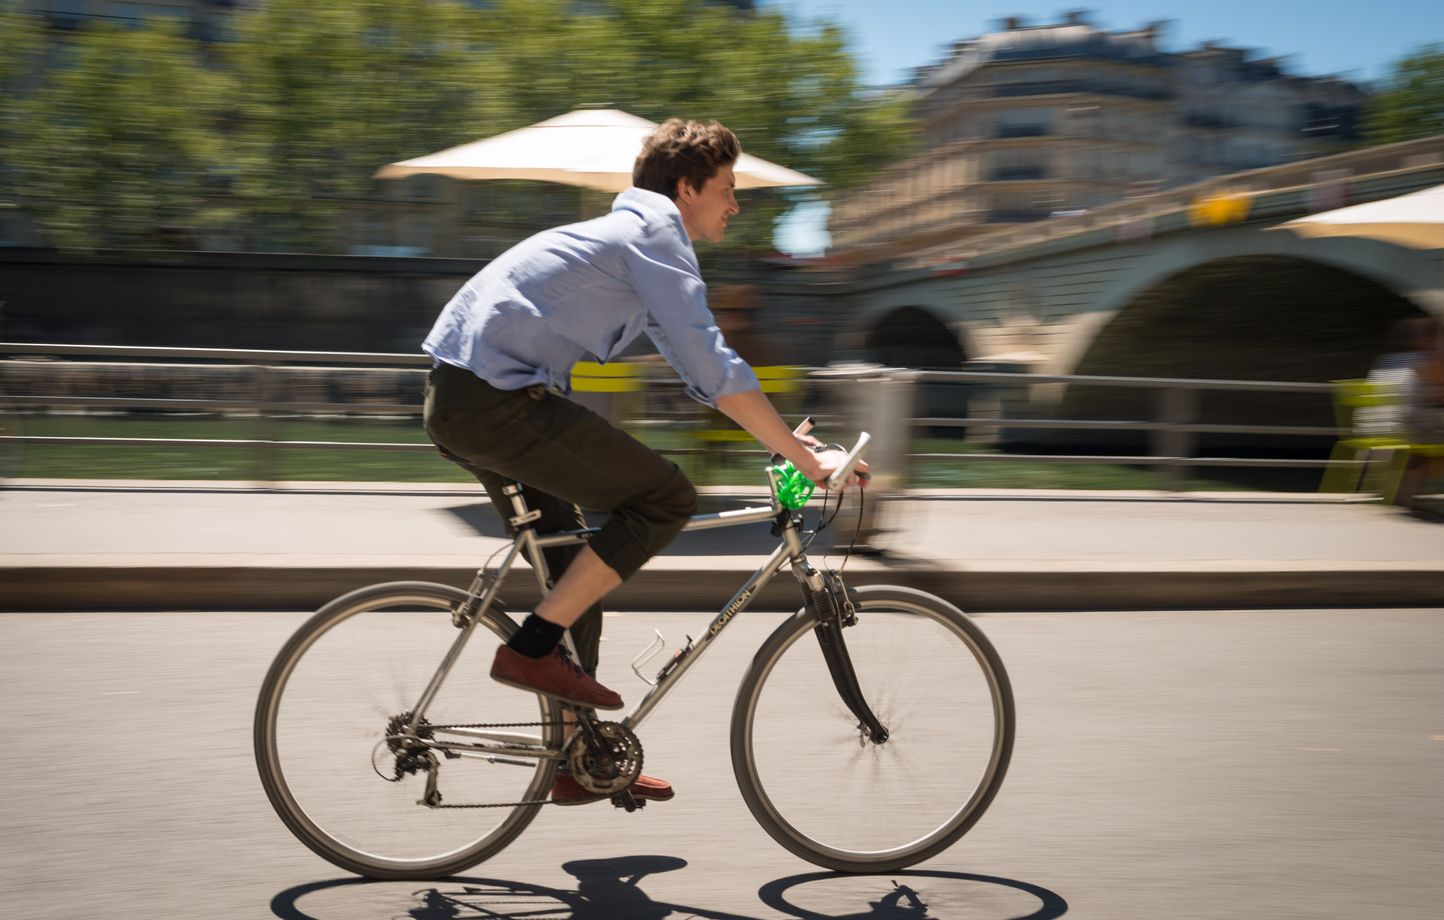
676, 165, 739, 244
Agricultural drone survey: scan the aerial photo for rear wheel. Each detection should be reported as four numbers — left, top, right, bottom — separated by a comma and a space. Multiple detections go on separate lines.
731, 585, 1014, 872
254, 581, 562, 880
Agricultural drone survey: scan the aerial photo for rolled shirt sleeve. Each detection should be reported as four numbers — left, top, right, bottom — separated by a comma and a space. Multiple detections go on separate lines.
622, 226, 759, 407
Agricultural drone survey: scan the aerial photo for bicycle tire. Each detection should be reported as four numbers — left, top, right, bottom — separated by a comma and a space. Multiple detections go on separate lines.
254, 581, 562, 880
730, 584, 1014, 873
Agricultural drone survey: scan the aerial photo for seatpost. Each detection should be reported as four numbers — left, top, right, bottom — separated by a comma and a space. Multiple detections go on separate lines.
502, 481, 542, 530
500, 482, 573, 658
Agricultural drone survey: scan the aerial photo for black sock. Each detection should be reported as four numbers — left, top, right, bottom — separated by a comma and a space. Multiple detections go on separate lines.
507, 614, 566, 658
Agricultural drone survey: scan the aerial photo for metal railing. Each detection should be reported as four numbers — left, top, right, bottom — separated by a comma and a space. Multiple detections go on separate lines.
1, 343, 1349, 489
0, 343, 435, 483
900, 368, 1339, 487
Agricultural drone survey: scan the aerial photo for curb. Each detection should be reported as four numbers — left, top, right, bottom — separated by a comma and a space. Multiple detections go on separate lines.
5, 565, 1442, 613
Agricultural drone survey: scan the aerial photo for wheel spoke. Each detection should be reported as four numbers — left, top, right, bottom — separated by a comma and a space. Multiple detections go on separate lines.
732, 587, 1014, 872
255, 583, 561, 879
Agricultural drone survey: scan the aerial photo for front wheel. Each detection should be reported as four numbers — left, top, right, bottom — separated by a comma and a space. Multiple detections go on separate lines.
731, 585, 1014, 873
254, 581, 563, 880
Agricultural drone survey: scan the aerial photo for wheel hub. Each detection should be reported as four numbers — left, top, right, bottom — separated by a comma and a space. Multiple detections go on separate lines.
383, 711, 435, 778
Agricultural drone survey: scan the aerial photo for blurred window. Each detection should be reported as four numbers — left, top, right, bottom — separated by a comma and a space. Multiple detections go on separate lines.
994, 108, 1054, 138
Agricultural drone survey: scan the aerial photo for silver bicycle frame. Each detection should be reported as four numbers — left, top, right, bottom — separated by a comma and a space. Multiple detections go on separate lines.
414, 491, 811, 761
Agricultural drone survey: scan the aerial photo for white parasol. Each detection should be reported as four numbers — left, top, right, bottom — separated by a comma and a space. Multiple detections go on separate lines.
1273, 183, 1444, 250
375, 108, 821, 192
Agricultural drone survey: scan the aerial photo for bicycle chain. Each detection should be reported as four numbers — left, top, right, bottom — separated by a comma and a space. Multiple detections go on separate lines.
426, 720, 570, 731
398, 719, 570, 809
430, 798, 555, 809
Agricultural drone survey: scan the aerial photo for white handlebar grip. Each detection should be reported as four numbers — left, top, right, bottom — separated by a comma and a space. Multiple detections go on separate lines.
826, 432, 871, 492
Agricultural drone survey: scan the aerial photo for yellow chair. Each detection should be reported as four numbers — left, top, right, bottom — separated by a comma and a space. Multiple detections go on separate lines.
1320, 378, 1444, 502
569, 361, 642, 426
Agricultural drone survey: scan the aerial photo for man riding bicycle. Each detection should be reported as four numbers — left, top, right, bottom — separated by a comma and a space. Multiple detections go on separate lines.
421, 118, 863, 805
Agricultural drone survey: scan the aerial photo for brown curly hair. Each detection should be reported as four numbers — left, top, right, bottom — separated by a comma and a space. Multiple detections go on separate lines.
632, 119, 741, 200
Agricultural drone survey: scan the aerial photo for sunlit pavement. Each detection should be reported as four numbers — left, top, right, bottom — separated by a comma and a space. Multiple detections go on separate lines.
1, 607, 1440, 919
2, 481, 1443, 612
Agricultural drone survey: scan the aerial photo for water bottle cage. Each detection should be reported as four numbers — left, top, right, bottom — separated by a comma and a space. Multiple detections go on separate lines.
654, 636, 694, 684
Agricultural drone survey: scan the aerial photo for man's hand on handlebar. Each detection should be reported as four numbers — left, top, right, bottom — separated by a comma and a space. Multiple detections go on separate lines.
795, 439, 869, 491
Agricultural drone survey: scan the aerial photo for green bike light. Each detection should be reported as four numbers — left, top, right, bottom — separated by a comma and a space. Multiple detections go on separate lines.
769, 460, 815, 510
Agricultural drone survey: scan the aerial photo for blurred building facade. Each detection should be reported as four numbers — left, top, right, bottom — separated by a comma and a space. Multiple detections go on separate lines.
828, 12, 1366, 263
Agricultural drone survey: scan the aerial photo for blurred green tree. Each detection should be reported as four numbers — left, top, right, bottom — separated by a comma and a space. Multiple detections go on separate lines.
1364, 44, 1444, 144
2, 0, 916, 254
224, 0, 501, 251
3, 15, 230, 250
472, 0, 917, 256
0, 8, 45, 235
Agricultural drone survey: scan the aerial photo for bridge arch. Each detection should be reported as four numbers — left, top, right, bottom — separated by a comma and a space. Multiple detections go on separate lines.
1057, 250, 1428, 454
1074, 254, 1423, 382
1057, 230, 1441, 379
860, 305, 972, 434
862, 305, 970, 369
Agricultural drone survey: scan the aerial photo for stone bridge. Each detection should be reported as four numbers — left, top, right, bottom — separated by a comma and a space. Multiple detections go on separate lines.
765, 135, 1444, 447
820, 135, 1444, 383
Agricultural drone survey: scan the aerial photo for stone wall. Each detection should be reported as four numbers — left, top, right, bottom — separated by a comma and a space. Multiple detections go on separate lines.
0, 249, 481, 353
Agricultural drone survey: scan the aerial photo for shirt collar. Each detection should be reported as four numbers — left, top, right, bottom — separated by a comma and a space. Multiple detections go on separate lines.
613, 187, 688, 239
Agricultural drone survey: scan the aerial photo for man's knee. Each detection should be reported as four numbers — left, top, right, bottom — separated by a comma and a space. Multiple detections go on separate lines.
592, 467, 697, 580
649, 466, 698, 540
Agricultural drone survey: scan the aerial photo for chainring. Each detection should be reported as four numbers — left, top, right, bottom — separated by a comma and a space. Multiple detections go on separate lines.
566, 721, 644, 795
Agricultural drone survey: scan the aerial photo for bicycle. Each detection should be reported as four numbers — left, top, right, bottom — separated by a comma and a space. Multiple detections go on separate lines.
254, 422, 1015, 880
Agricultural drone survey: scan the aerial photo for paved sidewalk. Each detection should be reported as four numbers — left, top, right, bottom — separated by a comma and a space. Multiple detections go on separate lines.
2, 479, 1441, 611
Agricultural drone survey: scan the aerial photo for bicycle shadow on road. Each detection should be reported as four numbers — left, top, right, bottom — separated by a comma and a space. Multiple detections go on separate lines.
757, 869, 1069, 920
268, 863, 1066, 920
268, 856, 763, 920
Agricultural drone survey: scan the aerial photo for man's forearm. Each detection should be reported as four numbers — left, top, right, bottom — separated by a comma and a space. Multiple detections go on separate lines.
713, 388, 821, 478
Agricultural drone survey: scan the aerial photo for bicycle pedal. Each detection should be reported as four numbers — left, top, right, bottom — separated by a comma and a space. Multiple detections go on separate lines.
610, 790, 644, 812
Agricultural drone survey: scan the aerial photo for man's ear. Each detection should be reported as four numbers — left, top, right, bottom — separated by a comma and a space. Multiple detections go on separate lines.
676, 178, 698, 203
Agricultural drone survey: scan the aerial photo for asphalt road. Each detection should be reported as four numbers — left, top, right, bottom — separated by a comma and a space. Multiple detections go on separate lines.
2, 607, 1441, 920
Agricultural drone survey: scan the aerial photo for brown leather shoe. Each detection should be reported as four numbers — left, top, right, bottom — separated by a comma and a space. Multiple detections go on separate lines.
490, 645, 624, 710
551, 772, 676, 806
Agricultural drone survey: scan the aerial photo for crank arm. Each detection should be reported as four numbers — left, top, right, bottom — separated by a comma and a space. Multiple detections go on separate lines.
611, 788, 644, 812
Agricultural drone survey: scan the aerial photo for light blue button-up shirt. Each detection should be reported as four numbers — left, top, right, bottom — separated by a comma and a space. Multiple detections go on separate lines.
423, 187, 759, 407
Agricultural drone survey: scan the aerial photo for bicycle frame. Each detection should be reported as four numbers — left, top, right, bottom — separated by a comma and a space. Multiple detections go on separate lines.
405, 483, 818, 765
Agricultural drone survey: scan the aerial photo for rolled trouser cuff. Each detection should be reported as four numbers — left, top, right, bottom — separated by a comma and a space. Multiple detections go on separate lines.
587, 465, 697, 580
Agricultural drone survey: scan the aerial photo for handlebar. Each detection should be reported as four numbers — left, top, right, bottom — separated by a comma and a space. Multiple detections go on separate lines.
772, 418, 870, 501
786, 417, 871, 490
826, 431, 871, 492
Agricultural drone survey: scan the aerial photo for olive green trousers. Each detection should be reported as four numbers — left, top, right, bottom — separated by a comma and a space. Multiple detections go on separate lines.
423, 361, 697, 675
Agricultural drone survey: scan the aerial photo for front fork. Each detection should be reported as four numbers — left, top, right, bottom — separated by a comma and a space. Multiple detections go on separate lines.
796, 562, 890, 744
